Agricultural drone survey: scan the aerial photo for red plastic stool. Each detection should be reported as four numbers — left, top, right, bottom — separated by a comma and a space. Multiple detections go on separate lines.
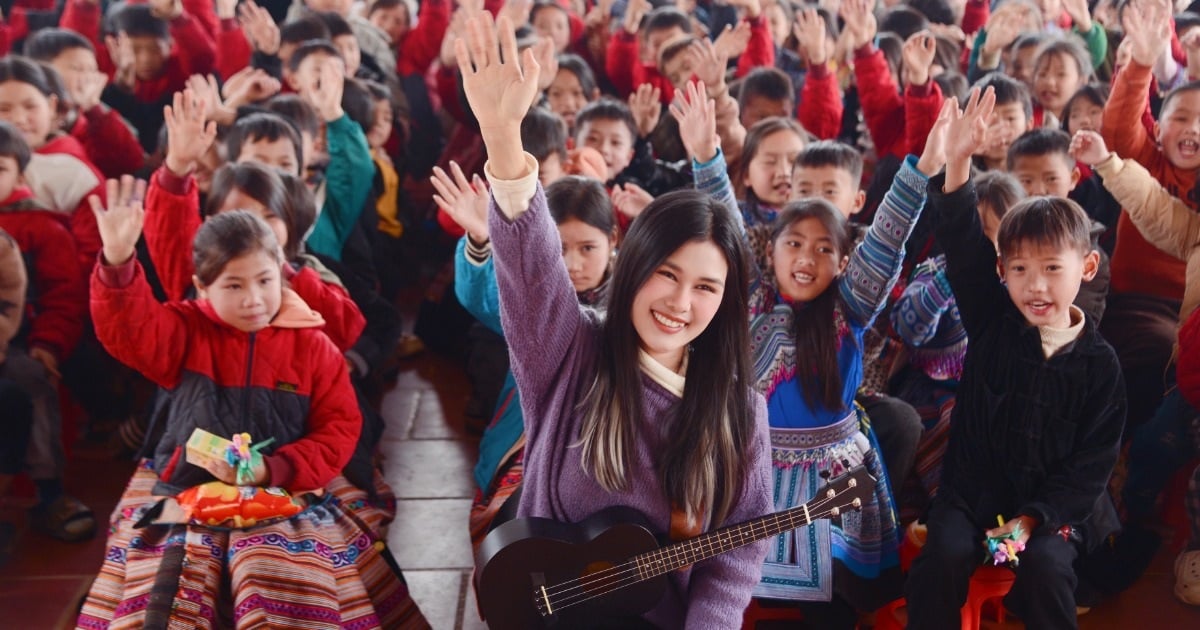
740, 598, 803, 629
961, 565, 1015, 630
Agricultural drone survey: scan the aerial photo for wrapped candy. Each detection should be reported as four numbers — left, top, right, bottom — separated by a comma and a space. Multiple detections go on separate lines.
174, 481, 304, 528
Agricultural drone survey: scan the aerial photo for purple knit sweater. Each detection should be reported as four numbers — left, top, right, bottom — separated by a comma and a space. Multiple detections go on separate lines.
488, 180, 773, 629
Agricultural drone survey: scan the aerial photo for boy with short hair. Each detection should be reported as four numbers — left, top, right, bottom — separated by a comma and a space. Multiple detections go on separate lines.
605, 2, 691, 100
0, 121, 92, 543
791, 139, 867, 217
906, 89, 1126, 630
972, 72, 1034, 171
574, 97, 689, 196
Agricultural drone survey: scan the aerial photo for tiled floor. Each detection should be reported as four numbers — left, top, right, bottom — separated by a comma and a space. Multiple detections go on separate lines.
2, 351, 1199, 629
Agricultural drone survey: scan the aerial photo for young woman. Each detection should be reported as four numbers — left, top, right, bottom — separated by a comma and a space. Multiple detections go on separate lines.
446, 14, 773, 626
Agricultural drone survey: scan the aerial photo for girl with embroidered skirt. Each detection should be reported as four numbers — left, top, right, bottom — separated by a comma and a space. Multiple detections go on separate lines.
77, 180, 427, 629
684, 81, 957, 623
431, 165, 617, 556
447, 14, 772, 627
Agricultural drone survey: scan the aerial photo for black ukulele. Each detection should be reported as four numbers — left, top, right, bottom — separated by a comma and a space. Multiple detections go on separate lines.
475, 465, 875, 629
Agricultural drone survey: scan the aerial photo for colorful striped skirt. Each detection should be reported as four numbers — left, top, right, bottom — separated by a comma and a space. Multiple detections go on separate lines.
754, 407, 903, 611
77, 460, 428, 629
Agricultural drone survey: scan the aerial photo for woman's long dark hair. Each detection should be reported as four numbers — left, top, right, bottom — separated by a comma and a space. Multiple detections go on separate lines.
579, 190, 755, 527
771, 199, 855, 413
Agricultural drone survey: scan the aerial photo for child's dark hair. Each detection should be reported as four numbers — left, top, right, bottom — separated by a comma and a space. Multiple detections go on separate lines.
205, 162, 317, 260
531, 0, 570, 23
264, 95, 321, 139
640, 7, 692, 40
226, 113, 305, 173
934, 71, 969, 102
1175, 11, 1200, 35
734, 117, 809, 203
367, 0, 408, 16
556, 53, 598, 96
771, 199, 855, 412
109, 3, 169, 40
546, 176, 614, 234
1059, 84, 1108, 132
315, 11, 355, 39
794, 140, 864, 186
905, 0, 955, 25
340, 77, 375, 133
521, 107, 569, 163
876, 32, 904, 84
878, 5, 929, 41
280, 15, 332, 47
973, 170, 1025, 224
23, 28, 95, 60
1160, 80, 1200, 116
1032, 35, 1095, 84
974, 71, 1033, 118
997, 196, 1094, 260
1006, 127, 1073, 171
738, 67, 794, 112
0, 56, 54, 98
1012, 32, 1047, 57
658, 36, 695, 68
575, 98, 638, 144
36, 62, 71, 116
192, 211, 283, 286
932, 33, 962, 74
0, 122, 32, 171
287, 39, 344, 74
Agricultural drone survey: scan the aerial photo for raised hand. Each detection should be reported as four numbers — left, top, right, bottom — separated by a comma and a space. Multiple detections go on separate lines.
839, 0, 877, 51
224, 68, 282, 108
89, 176, 148, 266
164, 88, 219, 176
669, 80, 719, 163
944, 87, 996, 192
533, 37, 559, 91
793, 8, 829, 67
1121, 0, 1170, 67
612, 182, 655, 219
629, 83, 662, 138
623, 0, 652, 35
148, 0, 183, 20
1069, 129, 1112, 166
304, 58, 347, 122
239, 0, 281, 56
916, 96, 957, 176
498, 0, 534, 27
714, 20, 752, 59
688, 37, 729, 94
431, 162, 490, 242
71, 70, 108, 111
981, 8, 1024, 56
1061, 0, 1093, 33
105, 34, 136, 90
216, 0, 237, 20
455, 12, 541, 179
902, 30, 937, 87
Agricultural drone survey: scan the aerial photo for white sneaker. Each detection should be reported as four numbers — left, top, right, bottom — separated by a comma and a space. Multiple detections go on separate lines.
1174, 550, 1200, 605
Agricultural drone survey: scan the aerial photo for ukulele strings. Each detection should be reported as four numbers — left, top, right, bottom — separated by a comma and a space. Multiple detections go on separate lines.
540, 491, 855, 611
544, 497, 862, 614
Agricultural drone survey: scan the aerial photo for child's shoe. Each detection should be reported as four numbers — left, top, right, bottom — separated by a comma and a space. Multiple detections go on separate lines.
29, 495, 96, 542
1175, 550, 1200, 605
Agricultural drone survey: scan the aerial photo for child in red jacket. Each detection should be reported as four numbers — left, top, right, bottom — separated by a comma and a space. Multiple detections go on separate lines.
78, 181, 427, 628
0, 122, 93, 543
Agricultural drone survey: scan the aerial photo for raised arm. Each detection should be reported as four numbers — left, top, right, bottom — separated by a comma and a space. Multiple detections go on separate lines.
795, 8, 843, 141
1104, 2, 1169, 163
891, 256, 958, 348
432, 160, 504, 335
456, 13, 584, 418
837, 98, 951, 327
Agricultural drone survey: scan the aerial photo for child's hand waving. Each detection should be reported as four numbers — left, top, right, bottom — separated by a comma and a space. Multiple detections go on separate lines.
431, 162, 491, 243
1069, 130, 1112, 166
901, 30, 937, 87
670, 81, 719, 164
839, 0, 877, 51
455, 13, 541, 179
164, 88, 219, 176
238, 0, 281, 56
304, 59, 347, 122
612, 182, 655, 219
793, 8, 829, 67
944, 86, 996, 192
688, 38, 729, 95
1122, 0, 1171, 68
89, 176, 148, 266
916, 96, 958, 177
629, 83, 662, 139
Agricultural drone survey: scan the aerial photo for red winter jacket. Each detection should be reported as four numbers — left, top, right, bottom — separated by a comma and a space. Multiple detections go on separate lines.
1179, 306, 1200, 410
798, 63, 843, 140
854, 44, 945, 159
0, 188, 85, 362
24, 135, 105, 276
60, 0, 217, 101
142, 167, 366, 352
69, 105, 145, 179
91, 259, 360, 492
735, 16, 775, 79
396, 0, 451, 77
216, 17, 253, 81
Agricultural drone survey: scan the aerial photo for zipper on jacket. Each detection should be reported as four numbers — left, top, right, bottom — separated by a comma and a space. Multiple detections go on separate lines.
243, 333, 257, 428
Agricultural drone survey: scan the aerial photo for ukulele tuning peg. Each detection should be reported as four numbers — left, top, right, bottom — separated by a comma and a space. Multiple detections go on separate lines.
847, 478, 857, 488
851, 498, 862, 510
830, 507, 841, 517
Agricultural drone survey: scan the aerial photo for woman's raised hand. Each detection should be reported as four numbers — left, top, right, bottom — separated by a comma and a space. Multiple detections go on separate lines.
432, 162, 491, 243
89, 176, 148, 266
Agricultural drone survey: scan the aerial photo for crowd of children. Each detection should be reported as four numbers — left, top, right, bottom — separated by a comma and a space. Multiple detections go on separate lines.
0, 0, 1199, 627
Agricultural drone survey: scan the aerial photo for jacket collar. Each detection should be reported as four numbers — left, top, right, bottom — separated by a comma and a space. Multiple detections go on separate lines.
195, 288, 325, 332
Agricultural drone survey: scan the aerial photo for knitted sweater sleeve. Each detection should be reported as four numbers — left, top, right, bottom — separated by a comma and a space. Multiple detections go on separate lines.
838, 155, 928, 328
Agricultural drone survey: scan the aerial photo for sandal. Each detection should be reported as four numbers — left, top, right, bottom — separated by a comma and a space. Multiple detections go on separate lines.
30, 495, 97, 543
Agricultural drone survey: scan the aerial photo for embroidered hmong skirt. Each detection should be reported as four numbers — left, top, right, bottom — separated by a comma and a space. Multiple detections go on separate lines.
892, 372, 957, 525
468, 447, 524, 558
76, 460, 429, 629
754, 408, 902, 611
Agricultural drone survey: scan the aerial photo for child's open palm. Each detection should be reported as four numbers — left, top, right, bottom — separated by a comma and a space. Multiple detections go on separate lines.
72, 71, 108, 111
455, 13, 542, 133
1069, 129, 1111, 166
902, 31, 937, 87
946, 87, 996, 164
793, 8, 828, 66
612, 182, 655, 219
89, 176, 148, 266
239, 1, 281, 55
669, 81, 719, 163
629, 83, 662, 138
688, 38, 728, 93
1123, 0, 1170, 67
917, 96, 958, 176
714, 21, 752, 60
164, 88, 218, 176
839, 0, 877, 51
431, 162, 490, 243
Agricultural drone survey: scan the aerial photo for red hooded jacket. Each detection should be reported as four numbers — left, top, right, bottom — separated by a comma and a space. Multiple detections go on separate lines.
24, 134, 105, 276
854, 44, 945, 159
0, 188, 85, 361
142, 166, 366, 352
69, 105, 146, 179
91, 259, 360, 492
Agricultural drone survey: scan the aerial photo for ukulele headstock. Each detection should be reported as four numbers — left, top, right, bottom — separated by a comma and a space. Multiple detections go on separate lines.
814, 464, 876, 522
